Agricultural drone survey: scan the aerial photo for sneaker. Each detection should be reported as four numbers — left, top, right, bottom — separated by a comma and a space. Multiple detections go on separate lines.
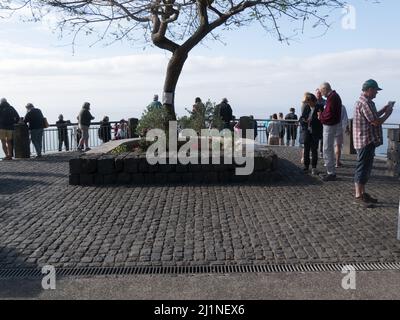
2, 156, 12, 161
362, 193, 378, 204
311, 168, 318, 176
320, 173, 336, 182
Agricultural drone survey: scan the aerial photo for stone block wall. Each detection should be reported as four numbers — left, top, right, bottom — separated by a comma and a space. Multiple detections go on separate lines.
69, 150, 279, 186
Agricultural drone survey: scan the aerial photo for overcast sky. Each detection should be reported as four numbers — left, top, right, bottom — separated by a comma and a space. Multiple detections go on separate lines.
0, 0, 399, 123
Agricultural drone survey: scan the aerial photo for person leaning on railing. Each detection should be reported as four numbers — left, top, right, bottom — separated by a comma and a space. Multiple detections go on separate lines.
77, 102, 94, 152
56, 114, 71, 152
24, 103, 45, 158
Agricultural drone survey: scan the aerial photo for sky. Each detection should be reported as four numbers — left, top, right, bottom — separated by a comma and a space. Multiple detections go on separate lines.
0, 0, 399, 124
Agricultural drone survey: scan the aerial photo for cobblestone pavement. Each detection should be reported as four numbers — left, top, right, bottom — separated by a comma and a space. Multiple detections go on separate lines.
0, 147, 399, 269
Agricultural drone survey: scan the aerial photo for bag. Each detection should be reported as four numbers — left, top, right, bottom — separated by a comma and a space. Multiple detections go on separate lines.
43, 117, 49, 128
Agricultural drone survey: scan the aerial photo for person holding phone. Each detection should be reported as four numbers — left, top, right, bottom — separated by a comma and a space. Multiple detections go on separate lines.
353, 79, 394, 207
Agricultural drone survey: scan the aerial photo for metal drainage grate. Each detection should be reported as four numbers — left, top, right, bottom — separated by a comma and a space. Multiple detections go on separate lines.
1, 262, 400, 280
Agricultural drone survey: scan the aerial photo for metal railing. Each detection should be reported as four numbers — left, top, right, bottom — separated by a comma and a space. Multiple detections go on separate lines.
25, 119, 400, 157
32, 121, 121, 155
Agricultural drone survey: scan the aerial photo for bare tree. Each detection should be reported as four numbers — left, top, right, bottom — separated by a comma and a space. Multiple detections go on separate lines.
0, 0, 346, 120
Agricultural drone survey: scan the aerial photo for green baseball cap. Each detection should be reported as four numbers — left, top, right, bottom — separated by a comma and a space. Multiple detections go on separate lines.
362, 79, 382, 91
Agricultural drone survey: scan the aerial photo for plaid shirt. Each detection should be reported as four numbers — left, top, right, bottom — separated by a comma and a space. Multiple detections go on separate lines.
353, 95, 383, 149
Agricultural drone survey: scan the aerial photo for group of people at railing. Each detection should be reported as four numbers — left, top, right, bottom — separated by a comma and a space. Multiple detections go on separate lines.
0, 99, 132, 159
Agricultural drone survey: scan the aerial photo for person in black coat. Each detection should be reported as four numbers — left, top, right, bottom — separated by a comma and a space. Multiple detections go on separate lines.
217, 98, 233, 130
56, 114, 71, 151
24, 103, 45, 157
300, 93, 323, 175
99, 116, 112, 143
0, 98, 20, 160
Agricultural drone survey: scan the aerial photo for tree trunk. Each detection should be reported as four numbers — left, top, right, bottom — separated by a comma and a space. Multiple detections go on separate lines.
163, 49, 188, 121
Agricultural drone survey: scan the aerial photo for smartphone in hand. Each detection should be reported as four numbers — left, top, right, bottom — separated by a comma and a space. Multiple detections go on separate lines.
388, 101, 396, 107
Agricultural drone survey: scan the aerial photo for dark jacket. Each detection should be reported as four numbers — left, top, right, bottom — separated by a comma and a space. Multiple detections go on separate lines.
0, 101, 19, 130
300, 105, 323, 139
99, 121, 112, 142
56, 120, 70, 138
320, 90, 342, 126
78, 109, 94, 127
218, 102, 233, 122
24, 108, 45, 130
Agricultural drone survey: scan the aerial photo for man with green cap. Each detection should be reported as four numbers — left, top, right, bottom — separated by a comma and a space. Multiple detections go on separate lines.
353, 79, 394, 207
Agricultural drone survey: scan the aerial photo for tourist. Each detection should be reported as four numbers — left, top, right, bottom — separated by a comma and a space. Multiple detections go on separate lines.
217, 98, 233, 130
115, 119, 129, 139
335, 104, 349, 168
267, 114, 282, 146
77, 102, 94, 151
148, 94, 162, 109
0, 98, 20, 160
192, 97, 206, 128
353, 79, 394, 207
56, 114, 70, 152
278, 113, 285, 145
285, 107, 298, 147
300, 93, 323, 175
24, 103, 45, 158
99, 116, 112, 143
319, 82, 342, 181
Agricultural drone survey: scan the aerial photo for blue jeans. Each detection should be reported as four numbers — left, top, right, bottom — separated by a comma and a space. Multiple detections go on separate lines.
30, 128, 44, 156
354, 143, 375, 185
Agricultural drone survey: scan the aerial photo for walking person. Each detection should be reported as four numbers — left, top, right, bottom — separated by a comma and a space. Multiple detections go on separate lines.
24, 103, 45, 157
284, 108, 298, 146
299, 93, 323, 175
0, 98, 20, 160
56, 114, 70, 151
77, 102, 94, 151
318, 82, 342, 181
334, 104, 349, 168
267, 114, 282, 146
353, 79, 394, 207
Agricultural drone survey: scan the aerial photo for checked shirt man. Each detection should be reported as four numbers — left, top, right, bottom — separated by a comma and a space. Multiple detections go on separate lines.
353, 79, 394, 207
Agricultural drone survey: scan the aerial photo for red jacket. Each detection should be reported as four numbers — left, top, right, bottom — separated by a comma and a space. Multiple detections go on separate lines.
320, 90, 342, 126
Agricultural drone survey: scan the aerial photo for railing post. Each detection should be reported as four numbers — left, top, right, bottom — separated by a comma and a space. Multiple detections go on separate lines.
387, 128, 400, 177
342, 118, 356, 155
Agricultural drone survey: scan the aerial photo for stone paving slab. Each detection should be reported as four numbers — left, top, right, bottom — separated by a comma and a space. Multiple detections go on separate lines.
0, 147, 399, 270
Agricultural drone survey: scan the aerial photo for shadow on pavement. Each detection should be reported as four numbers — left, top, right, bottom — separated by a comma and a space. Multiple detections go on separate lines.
0, 178, 50, 195
0, 247, 43, 299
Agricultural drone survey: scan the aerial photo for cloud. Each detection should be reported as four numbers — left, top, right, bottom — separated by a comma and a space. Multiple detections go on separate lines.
0, 48, 399, 123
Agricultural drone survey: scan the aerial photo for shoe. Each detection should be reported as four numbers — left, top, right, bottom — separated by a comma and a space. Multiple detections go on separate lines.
311, 168, 318, 176
335, 162, 343, 168
362, 193, 378, 204
2, 156, 12, 161
355, 195, 376, 208
84, 147, 91, 152
36, 154, 42, 158
320, 173, 336, 181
